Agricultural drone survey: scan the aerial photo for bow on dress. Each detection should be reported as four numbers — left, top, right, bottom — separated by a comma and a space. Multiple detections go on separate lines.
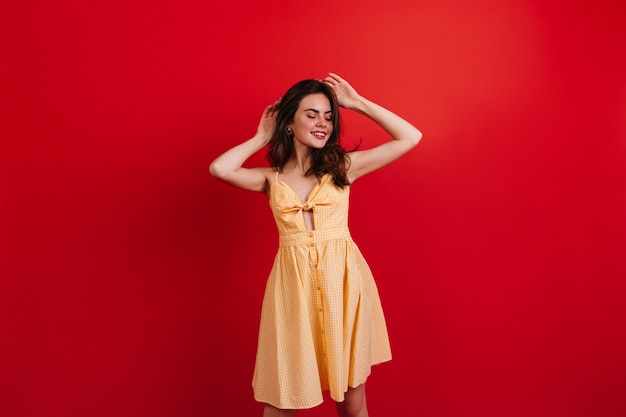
280, 197, 332, 215
279, 174, 334, 216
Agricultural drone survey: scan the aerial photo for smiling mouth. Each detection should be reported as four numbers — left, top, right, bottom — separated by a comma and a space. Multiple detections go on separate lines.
312, 131, 327, 139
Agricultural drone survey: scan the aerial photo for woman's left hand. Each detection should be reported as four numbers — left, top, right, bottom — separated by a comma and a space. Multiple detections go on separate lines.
323, 72, 363, 110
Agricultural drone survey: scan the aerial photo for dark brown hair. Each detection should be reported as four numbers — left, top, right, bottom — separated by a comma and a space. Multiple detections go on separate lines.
265, 79, 351, 187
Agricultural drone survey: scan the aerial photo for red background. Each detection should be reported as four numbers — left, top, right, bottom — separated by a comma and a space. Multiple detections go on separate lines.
2, 0, 625, 416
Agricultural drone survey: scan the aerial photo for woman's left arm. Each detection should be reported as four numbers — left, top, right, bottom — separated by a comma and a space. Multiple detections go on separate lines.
324, 72, 423, 182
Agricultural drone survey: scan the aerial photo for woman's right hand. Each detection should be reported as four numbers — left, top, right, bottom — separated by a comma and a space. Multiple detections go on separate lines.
210, 98, 282, 192
256, 99, 280, 146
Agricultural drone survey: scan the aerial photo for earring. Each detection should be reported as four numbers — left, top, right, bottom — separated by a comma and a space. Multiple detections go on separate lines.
286, 127, 293, 135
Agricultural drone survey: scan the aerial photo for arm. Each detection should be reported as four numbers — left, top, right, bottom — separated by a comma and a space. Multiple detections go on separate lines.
323, 73, 423, 182
209, 101, 279, 192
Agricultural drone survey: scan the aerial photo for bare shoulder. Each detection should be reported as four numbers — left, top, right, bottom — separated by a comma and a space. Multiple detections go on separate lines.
257, 166, 279, 194
258, 166, 278, 182
345, 149, 366, 183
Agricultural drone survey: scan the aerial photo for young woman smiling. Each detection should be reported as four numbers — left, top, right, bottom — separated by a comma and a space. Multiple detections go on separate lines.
210, 73, 422, 417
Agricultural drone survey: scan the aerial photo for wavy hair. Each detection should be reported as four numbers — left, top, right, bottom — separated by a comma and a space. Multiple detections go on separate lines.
265, 79, 351, 187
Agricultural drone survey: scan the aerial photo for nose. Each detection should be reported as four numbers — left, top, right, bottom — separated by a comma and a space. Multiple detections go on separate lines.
316, 119, 327, 127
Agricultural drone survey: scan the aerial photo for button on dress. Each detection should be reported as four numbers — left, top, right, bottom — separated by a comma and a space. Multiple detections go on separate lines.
252, 172, 392, 409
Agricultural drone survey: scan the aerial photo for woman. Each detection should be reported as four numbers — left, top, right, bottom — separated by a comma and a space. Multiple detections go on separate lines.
210, 73, 422, 417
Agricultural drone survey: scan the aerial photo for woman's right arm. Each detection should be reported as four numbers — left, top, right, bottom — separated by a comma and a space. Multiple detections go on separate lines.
209, 102, 278, 192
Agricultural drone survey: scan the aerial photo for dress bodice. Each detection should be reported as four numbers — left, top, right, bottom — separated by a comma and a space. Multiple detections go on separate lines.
269, 173, 350, 239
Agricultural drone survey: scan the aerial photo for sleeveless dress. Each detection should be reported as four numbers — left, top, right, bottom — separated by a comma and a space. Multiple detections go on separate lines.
252, 172, 392, 409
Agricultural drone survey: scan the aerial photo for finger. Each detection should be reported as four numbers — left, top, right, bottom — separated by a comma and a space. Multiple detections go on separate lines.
272, 97, 281, 108
326, 72, 343, 83
323, 78, 337, 89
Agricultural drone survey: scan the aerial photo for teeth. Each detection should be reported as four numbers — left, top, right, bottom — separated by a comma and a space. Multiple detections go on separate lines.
312, 132, 326, 138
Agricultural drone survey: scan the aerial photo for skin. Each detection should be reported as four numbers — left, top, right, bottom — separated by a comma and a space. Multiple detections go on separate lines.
289, 93, 334, 152
210, 73, 422, 416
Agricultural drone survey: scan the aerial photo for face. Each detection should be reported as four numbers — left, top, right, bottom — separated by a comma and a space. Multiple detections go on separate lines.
288, 93, 333, 149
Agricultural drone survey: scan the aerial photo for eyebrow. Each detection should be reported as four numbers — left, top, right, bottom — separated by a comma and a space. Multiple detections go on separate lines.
304, 109, 333, 114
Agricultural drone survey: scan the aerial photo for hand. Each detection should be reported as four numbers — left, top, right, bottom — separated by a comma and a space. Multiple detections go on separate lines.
323, 73, 363, 110
256, 98, 280, 145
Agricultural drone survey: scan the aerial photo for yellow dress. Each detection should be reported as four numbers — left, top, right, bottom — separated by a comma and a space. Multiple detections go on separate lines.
252, 172, 392, 409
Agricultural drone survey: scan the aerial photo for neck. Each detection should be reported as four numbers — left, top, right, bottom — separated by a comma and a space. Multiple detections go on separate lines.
287, 142, 313, 175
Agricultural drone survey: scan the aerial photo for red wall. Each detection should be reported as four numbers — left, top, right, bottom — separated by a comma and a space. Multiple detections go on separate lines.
2, 1, 625, 416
